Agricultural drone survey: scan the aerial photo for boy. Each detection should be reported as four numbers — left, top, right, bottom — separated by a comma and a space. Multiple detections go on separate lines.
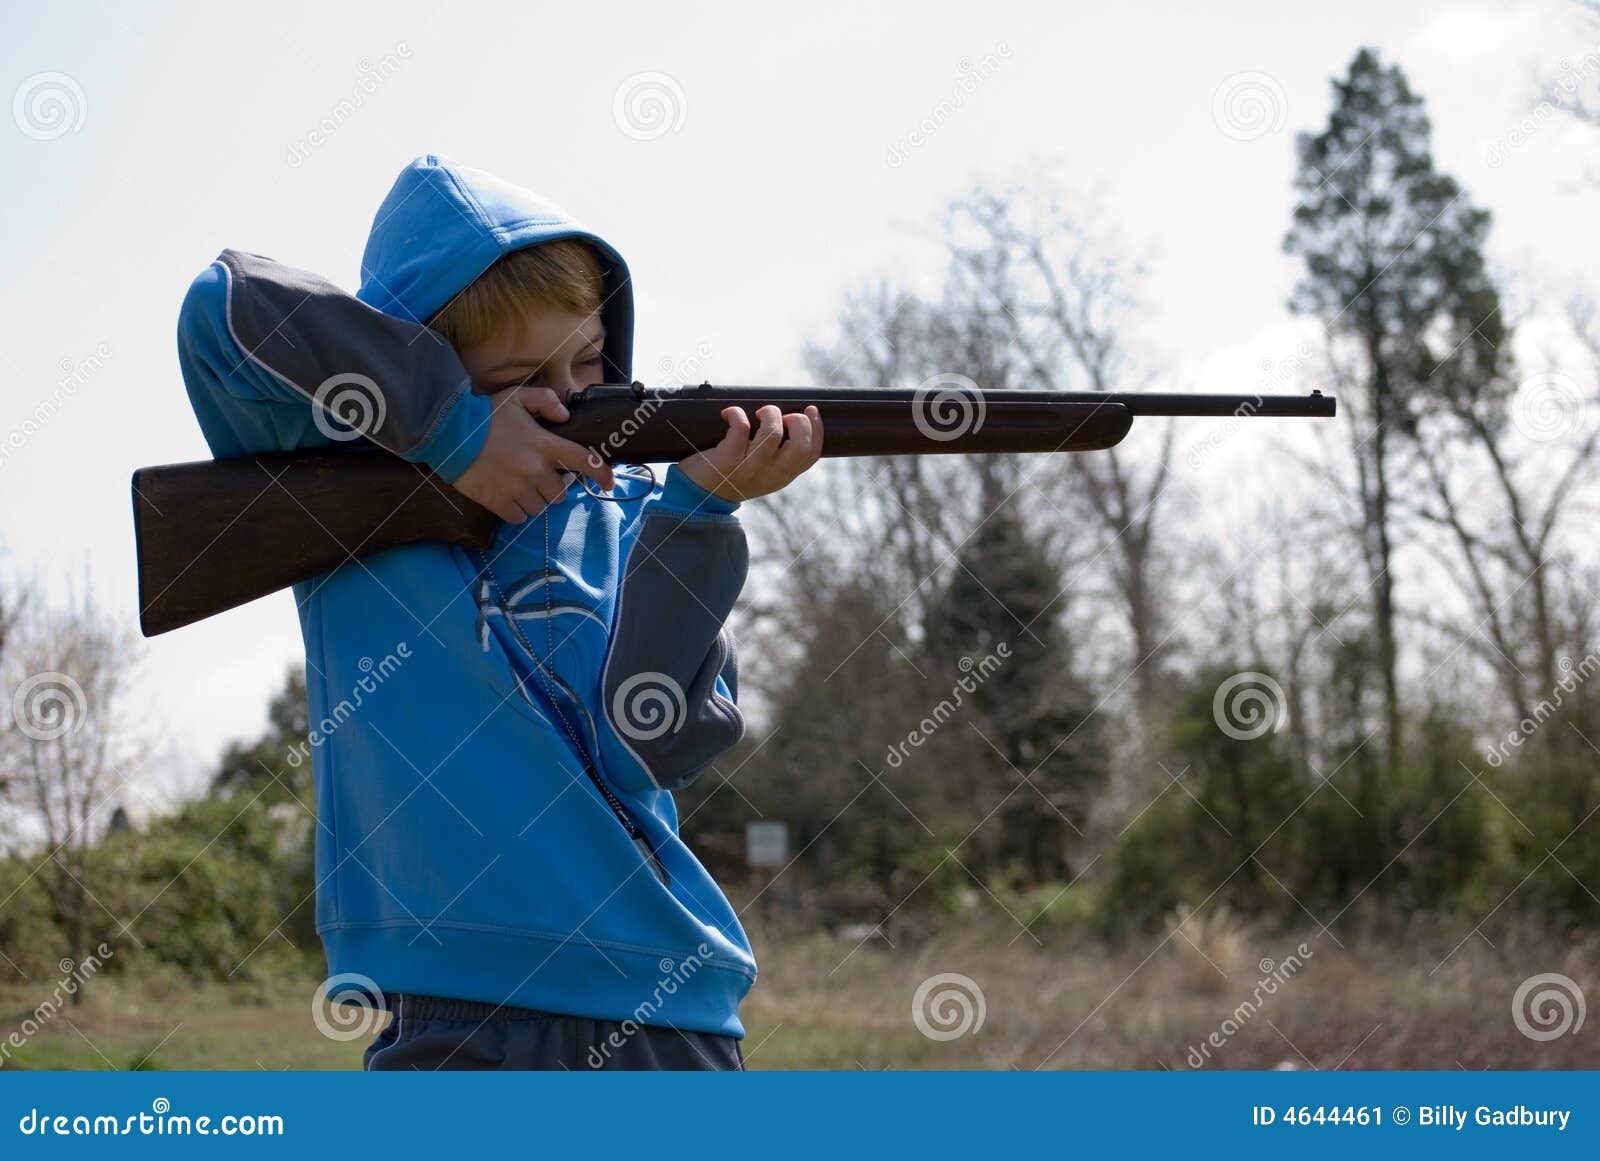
175, 154, 821, 1069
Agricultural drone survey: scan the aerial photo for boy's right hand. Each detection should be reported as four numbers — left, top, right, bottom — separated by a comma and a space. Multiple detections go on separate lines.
450, 385, 615, 523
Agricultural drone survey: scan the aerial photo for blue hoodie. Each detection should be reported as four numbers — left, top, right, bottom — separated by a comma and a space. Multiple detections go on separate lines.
175, 155, 757, 1036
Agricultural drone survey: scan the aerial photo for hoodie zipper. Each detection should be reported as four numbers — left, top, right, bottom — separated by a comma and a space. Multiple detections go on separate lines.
475, 521, 670, 888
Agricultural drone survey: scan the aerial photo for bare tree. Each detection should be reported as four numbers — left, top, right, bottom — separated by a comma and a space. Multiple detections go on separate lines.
940, 185, 1178, 728
1401, 294, 1600, 722
0, 588, 144, 996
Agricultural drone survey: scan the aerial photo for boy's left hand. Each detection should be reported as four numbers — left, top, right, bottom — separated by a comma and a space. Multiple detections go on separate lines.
678, 404, 823, 502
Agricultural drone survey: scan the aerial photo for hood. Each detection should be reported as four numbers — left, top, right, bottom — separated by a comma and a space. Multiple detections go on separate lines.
356, 154, 634, 382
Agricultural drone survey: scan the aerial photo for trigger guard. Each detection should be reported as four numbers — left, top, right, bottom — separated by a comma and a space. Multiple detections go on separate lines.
577, 462, 656, 502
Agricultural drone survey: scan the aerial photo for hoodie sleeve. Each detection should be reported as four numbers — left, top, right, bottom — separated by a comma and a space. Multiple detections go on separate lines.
598, 464, 747, 792
176, 248, 491, 482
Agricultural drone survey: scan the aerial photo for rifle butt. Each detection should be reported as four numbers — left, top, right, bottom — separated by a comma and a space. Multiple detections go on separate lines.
132, 447, 496, 637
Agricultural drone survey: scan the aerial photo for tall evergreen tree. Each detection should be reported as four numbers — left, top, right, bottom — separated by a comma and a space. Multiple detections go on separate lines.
924, 494, 1106, 880
1284, 48, 1507, 770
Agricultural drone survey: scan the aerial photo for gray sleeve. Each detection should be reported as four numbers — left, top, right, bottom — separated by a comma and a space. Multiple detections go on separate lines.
204, 249, 489, 480
601, 507, 748, 791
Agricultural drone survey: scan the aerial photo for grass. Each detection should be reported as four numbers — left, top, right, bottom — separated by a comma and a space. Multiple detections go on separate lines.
2, 914, 1594, 1070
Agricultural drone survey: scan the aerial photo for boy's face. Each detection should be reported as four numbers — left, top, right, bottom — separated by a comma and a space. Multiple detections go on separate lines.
457, 309, 607, 401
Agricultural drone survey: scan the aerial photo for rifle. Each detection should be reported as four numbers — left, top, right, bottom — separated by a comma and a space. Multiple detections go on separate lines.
131, 382, 1335, 637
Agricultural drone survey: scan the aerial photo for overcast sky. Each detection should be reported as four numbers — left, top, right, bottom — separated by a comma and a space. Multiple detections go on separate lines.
2, 0, 1596, 804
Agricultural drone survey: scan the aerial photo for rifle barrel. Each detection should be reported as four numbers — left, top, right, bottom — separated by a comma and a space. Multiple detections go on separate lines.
567, 384, 1336, 419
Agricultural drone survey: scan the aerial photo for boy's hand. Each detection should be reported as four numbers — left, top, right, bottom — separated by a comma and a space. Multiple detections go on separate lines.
451, 385, 614, 522
678, 404, 824, 502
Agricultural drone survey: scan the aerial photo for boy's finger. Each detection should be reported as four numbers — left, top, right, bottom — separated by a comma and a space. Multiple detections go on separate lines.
807, 405, 824, 458
487, 494, 526, 524
512, 488, 545, 520
719, 406, 751, 450
748, 405, 785, 460
548, 436, 616, 490
775, 411, 814, 461
534, 471, 570, 505
512, 385, 570, 424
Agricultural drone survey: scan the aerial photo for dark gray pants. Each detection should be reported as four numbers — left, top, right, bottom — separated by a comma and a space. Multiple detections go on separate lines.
362, 993, 745, 1071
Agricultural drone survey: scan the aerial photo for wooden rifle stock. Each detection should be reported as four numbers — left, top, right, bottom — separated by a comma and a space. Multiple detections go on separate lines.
132, 384, 1335, 636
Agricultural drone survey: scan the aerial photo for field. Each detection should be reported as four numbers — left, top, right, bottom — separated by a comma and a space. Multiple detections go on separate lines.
2, 914, 1593, 1071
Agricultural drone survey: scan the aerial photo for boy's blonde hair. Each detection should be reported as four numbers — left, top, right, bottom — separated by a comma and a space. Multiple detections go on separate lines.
427, 238, 606, 350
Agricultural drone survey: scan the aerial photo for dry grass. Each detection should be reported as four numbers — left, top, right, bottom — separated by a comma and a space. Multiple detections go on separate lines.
1, 915, 1594, 1070
737, 912, 1600, 1070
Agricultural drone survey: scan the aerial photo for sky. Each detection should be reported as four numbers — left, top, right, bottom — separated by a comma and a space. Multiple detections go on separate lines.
2, 0, 1597, 805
